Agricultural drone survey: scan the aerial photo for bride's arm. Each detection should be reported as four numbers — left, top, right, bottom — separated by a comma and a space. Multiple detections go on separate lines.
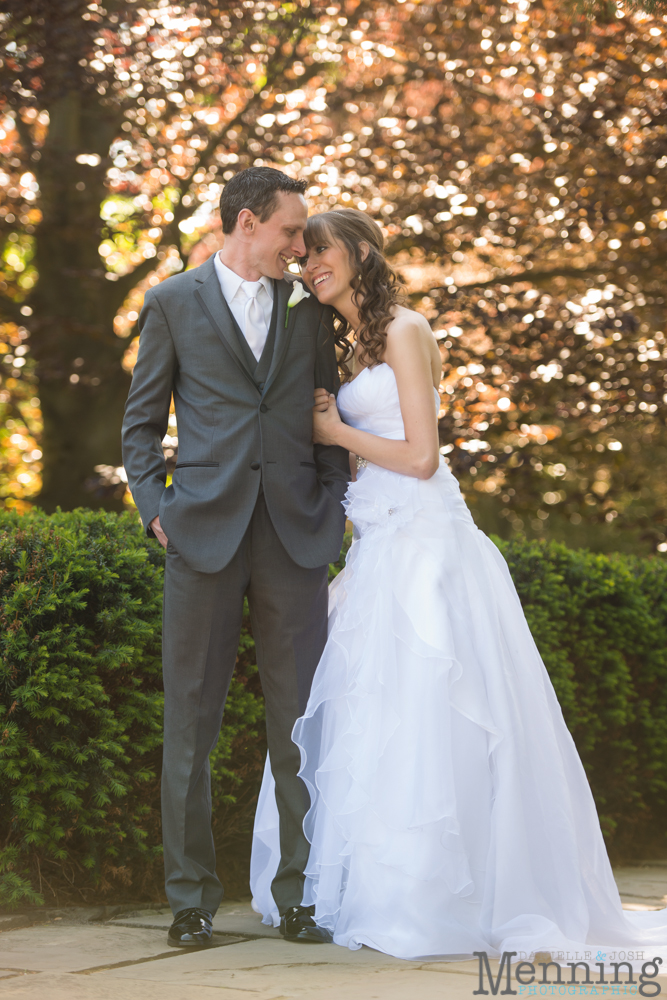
313, 318, 440, 481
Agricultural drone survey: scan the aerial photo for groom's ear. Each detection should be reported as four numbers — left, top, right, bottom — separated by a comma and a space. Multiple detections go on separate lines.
236, 208, 258, 237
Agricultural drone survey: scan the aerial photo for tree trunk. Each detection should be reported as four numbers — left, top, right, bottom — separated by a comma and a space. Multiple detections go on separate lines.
30, 91, 132, 512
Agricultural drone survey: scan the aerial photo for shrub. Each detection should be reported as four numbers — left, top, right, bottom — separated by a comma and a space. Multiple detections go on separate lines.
0, 509, 263, 907
2, 515, 667, 908
497, 536, 667, 858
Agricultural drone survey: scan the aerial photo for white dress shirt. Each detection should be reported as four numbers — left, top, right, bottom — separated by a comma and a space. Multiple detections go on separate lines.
213, 252, 274, 361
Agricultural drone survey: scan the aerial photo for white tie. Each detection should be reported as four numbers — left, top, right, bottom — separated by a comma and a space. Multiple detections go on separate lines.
241, 281, 268, 362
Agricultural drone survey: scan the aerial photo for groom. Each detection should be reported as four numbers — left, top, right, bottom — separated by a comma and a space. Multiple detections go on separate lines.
122, 167, 348, 946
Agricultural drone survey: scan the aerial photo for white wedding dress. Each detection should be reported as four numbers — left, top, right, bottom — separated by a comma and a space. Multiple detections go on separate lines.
250, 362, 667, 964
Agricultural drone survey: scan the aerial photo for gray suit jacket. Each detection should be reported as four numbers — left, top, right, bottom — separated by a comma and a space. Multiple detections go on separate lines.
122, 255, 349, 574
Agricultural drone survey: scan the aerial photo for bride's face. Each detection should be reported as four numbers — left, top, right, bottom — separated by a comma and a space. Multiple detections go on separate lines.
302, 233, 356, 305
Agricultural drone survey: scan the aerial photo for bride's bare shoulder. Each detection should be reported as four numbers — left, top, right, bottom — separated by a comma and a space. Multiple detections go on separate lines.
385, 307, 438, 361
384, 306, 441, 381
386, 305, 432, 342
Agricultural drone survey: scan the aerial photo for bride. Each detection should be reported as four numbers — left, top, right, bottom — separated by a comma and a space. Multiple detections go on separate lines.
249, 208, 667, 964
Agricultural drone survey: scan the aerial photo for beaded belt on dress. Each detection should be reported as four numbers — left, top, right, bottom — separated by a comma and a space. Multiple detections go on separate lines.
353, 456, 395, 515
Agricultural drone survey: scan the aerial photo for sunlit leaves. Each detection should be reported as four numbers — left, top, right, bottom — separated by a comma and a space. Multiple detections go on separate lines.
0, 321, 40, 508
0, 0, 665, 544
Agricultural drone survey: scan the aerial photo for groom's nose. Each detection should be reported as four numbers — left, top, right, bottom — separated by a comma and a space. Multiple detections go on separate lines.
291, 232, 306, 258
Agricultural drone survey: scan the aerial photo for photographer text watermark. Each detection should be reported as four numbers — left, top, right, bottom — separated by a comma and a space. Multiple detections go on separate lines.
473, 952, 663, 997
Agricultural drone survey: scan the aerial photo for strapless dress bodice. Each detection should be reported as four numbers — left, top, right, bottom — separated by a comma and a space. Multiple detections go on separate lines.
337, 362, 439, 441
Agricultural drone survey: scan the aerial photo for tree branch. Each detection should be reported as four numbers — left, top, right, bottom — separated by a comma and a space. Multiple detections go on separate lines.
164, 10, 337, 249
0, 295, 24, 324
449, 255, 664, 291
112, 254, 163, 306
12, 112, 34, 155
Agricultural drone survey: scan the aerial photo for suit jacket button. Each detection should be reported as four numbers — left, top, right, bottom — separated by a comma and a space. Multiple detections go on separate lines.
260, 403, 268, 413
250, 462, 260, 471
257, 382, 265, 390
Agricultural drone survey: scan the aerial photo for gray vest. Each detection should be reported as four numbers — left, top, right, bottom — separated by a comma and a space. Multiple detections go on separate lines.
226, 283, 279, 389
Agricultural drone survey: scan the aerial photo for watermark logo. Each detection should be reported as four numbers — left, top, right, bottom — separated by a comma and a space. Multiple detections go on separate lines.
472, 952, 663, 997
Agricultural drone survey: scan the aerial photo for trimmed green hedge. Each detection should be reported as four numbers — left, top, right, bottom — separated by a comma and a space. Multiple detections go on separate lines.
0, 509, 263, 907
497, 537, 667, 854
1, 512, 666, 908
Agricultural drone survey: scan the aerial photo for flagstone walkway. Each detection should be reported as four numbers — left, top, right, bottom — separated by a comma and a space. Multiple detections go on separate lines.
1, 863, 666, 1000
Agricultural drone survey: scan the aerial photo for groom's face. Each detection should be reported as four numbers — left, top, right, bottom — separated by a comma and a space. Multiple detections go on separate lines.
249, 191, 308, 279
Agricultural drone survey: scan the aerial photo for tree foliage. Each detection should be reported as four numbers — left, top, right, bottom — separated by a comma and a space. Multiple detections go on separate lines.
0, 0, 665, 550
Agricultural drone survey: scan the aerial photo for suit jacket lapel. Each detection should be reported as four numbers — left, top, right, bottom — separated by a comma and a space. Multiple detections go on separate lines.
262, 278, 297, 396
194, 257, 257, 387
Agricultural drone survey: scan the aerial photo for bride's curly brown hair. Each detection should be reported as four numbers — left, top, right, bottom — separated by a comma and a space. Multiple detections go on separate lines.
303, 208, 404, 381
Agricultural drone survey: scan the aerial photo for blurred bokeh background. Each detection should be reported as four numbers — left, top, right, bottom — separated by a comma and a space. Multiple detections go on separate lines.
1, 0, 666, 554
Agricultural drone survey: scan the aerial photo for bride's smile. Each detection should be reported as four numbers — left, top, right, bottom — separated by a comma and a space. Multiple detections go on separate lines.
301, 232, 362, 315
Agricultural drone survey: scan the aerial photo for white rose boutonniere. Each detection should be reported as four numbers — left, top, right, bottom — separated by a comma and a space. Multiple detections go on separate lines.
285, 280, 311, 327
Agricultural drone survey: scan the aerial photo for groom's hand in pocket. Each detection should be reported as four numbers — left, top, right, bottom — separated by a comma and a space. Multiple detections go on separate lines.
150, 515, 168, 549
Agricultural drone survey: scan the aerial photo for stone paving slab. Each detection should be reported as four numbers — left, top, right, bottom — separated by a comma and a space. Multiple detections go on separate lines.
2, 966, 666, 1000
0, 968, 497, 1000
0, 924, 180, 973
0, 865, 666, 1000
614, 865, 667, 909
104, 935, 420, 974
0, 973, 254, 999
110, 902, 282, 940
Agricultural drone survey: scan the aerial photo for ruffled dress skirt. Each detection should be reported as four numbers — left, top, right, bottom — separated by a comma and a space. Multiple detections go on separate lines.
250, 459, 667, 964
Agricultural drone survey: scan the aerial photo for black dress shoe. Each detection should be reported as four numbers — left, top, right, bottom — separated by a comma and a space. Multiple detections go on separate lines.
167, 907, 213, 947
279, 905, 332, 944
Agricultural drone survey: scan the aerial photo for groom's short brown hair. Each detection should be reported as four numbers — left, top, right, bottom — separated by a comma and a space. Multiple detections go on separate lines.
220, 167, 307, 234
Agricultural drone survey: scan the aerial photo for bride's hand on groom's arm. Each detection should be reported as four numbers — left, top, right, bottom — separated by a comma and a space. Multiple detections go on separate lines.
313, 387, 330, 412
312, 389, 342, 446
